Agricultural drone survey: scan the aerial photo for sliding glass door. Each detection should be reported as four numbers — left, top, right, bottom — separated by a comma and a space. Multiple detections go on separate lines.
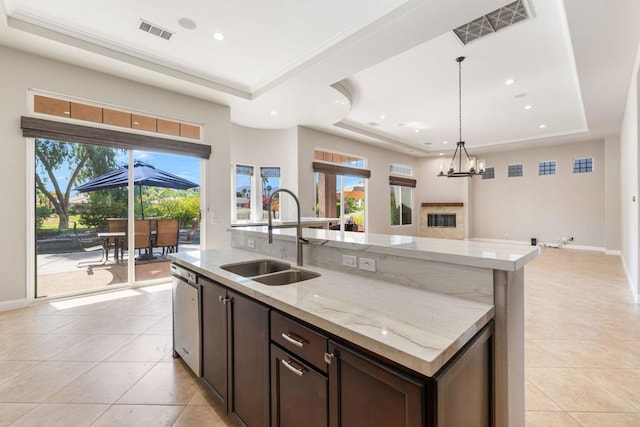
34, 141, 201, 299
34, 139, 129, 298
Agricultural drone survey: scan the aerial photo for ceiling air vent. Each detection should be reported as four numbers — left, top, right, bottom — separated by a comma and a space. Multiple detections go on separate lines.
453, 0, 532, 45
138, 19, 173, 40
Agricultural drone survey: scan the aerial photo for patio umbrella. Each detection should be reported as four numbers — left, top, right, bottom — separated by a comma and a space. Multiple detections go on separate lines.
337, 183, 365, 200
74, 161, 199, 218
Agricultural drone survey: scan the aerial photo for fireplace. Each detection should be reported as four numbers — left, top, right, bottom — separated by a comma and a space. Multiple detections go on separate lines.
420, 203, 464, 240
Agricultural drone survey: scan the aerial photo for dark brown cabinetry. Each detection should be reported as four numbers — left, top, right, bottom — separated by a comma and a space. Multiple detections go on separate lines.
270, 344, 328, 427
197, 268, 492, 427
270, 311, 329, 427
328, 340, 425, 427
200, 277, 270, 427
200, 277, 228, 406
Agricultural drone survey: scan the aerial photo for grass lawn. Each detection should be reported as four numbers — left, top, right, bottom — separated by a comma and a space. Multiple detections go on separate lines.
39, 214, 86, 231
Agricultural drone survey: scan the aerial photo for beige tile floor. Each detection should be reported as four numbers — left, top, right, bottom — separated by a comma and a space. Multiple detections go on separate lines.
525, 248, 640, 426
0, 283, 233, 426
0, 248, 637, 426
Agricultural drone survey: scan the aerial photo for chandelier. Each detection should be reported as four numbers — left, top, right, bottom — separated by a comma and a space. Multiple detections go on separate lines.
438, 56, 485, 178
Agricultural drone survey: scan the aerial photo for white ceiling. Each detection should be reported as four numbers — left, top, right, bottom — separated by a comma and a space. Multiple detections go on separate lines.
1, 0, 639, 156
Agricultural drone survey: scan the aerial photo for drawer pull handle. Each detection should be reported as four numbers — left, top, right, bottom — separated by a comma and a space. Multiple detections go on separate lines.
282, 359, 304, 376
281, 332, 305, 348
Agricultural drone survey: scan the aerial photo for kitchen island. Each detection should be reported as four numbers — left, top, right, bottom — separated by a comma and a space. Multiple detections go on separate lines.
171, 228, 538, 426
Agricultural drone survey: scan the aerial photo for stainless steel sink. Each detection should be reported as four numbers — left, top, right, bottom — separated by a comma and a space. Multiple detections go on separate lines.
221, 259, 291, 277
253, 269, 321, 286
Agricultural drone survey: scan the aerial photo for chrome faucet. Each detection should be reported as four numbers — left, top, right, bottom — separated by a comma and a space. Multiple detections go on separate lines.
267, 188, 308, 266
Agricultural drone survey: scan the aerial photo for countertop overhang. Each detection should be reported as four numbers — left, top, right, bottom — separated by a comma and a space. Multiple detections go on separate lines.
170, 248, 495, 378
231, 226, 540, 272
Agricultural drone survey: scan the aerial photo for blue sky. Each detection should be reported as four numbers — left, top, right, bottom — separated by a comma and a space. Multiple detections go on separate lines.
44, 150, 201, 193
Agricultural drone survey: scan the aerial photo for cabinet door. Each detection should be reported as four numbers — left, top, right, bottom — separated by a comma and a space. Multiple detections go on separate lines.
229, 291, 270, 427
200, 277, 228, 409
328, 341, 425, 427
271, 344, 328, 427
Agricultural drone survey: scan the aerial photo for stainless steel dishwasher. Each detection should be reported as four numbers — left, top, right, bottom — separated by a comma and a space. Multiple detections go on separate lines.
171, 263, 201, 376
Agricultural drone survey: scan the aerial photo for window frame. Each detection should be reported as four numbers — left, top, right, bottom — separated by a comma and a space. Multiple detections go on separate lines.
573, 157, 594, 174
538, 160, 557, 176
507, 164, 524, 178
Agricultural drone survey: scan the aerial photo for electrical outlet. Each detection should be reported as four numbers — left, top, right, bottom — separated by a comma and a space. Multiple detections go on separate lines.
247, 239, 255, 249
359, 257, 376, 272
342, 254, 357, 268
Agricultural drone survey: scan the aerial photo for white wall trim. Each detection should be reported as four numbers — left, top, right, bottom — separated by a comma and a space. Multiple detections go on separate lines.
0, 298, 27, 313
621, 255, 639, 304
605, 249, 622, 256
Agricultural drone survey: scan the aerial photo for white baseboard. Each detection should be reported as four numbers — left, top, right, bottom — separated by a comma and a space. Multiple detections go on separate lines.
0, 298, 27, 313
605, 249, 622, 256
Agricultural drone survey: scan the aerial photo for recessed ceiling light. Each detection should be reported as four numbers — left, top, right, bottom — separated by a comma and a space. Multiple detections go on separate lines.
380, 114, 386, 120
414, 129, 420, 133
539, 124, 547, 129
133, 121, 140, 125
442, 140, 448, 144
213, 32, 224, 41
270, 110, 277, 116
505, 79, 515, 85
63, 111, 70, 115
524, 105, 533, 110
178, 18, 197, 30
439, 153, 444, 156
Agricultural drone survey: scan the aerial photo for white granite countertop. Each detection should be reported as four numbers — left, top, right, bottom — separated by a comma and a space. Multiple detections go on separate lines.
170, 248, 494, 377
232, 226, 539, 271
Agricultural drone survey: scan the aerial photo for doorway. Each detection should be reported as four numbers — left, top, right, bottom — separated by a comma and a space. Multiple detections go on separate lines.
34, 140, 201, 299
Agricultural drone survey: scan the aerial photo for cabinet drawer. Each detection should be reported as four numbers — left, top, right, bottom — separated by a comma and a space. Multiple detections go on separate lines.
271, 344, 328, 427
271, 311, 328, 372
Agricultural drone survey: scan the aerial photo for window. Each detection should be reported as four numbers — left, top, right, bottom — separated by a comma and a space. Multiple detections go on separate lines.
389, 171, 416, 227
508, 164, 523, 177
482, 167, 495, 179
573, 157, 593, 173
539, 161, 556, 175
261, 167, 281, 220
390, 164, 413, 176
234, 165, 254, 221
313, 150, 369, 231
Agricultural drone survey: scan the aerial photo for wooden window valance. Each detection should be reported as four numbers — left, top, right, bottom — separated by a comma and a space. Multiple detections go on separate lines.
21, 116, 211, 159
389, 176, 416, 187
312, 161, 371, 179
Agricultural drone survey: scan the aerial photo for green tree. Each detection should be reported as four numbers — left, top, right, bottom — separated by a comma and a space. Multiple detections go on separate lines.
35, 139, 121, 229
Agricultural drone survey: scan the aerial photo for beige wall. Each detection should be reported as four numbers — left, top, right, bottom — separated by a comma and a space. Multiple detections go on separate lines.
605, 135, 622, 252
0, 45, 231, 309
230, 124, 298, 218
469, 140, 606, 248
620, 42, 640, 302
296, 127, 419, 235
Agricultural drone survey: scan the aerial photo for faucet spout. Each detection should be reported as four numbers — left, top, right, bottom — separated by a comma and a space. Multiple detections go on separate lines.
267, 188, 306, 266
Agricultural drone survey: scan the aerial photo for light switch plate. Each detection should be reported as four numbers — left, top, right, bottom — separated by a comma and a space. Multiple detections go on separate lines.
342, 254, 357, 268
359, 257, 376, 272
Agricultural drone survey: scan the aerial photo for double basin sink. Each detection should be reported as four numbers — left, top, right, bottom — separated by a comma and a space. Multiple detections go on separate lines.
220, 259, 320, 286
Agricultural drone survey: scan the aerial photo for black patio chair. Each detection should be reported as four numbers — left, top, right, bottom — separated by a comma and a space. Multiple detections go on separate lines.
71, 221, 106, 266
